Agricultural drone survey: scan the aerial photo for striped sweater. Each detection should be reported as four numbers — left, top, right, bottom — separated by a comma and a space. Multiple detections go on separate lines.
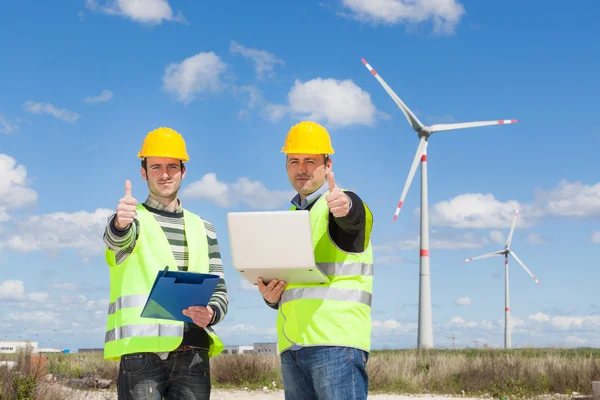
103, 195, 228, 349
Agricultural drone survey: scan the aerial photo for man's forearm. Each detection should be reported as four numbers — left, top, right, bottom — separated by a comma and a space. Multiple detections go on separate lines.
205, 220, 228, 325
331, 191, 365, 233
103, 213, 137, 259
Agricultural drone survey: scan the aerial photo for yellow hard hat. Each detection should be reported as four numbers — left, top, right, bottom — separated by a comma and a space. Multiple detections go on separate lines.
281, 121, 334, 155
137, 127, 189, 162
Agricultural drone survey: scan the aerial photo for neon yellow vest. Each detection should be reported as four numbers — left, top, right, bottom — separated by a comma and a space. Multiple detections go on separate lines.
104, 204, 224, 360
276, 190, 374, 353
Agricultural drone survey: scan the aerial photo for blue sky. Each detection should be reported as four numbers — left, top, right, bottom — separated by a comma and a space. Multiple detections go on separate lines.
1, 0, 599, 351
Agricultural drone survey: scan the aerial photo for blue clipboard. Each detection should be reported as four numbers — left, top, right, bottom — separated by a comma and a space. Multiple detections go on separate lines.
140, 266, 220, 323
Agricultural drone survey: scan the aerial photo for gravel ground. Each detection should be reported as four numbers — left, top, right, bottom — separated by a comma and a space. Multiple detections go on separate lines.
38, 384, 573, 400
38, 384, 491, 400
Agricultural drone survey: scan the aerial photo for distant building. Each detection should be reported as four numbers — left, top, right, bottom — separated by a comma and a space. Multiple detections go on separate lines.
0, 340, 39, 354
38, 348, 62, 353
253, 342, 278, 354
78, 348, 104, 354
221, 342, 278, 355
222, 345, 255, 355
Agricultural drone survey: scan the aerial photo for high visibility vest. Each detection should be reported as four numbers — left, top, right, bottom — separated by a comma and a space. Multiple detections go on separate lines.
103, 204, 224, 360
276, 190, 374, 353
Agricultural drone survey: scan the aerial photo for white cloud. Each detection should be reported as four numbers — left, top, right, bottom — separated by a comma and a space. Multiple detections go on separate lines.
377, 232, 489, 253
497, 315, 525, 328
372, 319, 417, 334
550, 316, 600, 330
455, 297, 471, 306
163, 52, 228, 104
527, 233, 546, 245
52, 283, 80, 291
340, 0, 466, 35
0, 280, 25, 300
1, 208, 113, 259
0, 154, 38, 221
567, 336, 586, 346
430, 180, 600, 230
23, 101, 80, 122
429, 193, 539, 229
0, 115, 18, 134
265, 104, 288, 121
479, 320, 494, 330
450, 316, 477, 328
85, 0, 184, 24
229, 40, 284, 79
7, 311, 60, 325
84, 89, 113, 104
490, 230, 505, 244
374, 255, 415, 265
529, 312, 550, 322
182, 173, 295, 210
591, 231, 600, 243
217, 323, 276, 336
535, 180, 600, 218
27, 292, 50, 303
268, 78, 379, 128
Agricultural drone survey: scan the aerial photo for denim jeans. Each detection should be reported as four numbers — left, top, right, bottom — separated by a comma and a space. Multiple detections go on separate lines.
280, 346, 369, 400
117, 348, 211, 400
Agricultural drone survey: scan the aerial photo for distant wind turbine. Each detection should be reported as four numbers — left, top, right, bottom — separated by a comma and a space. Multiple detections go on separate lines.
463, 208, 541, 349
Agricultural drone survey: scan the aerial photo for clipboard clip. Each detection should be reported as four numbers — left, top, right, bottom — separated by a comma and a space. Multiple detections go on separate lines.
162, 266, 169, 277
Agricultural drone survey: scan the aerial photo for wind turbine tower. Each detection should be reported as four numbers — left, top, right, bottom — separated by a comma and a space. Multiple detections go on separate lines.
361, 58, 518, 349
463, 208, 541, 349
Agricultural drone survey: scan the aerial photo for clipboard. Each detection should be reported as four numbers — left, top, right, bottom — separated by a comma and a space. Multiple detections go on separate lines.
140, 266, 221, 324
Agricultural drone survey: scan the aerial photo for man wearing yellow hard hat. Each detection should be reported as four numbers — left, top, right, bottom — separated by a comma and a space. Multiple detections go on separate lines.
102, 127, 228, 399
258, 121, 374, 399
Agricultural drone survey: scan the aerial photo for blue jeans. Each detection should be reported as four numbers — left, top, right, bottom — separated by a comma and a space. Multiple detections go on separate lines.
117, 348, 210, 400
280, 346, 369, 400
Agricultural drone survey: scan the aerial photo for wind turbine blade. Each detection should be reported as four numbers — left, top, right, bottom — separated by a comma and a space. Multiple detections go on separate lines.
430, 120, 518, 133
393, 137, 426, 222
509, 250, 540, 284
506, 208, 520, 247
463, 250, 504, 263
361, 58, 425, 132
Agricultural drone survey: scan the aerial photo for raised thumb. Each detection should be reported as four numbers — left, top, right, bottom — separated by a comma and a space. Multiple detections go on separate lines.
327, 171, 336, 192
125, 180, 132, 198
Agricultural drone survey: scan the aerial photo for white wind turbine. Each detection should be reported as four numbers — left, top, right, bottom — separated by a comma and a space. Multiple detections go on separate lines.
361, 58, 518, 349
463, 208, 540, 349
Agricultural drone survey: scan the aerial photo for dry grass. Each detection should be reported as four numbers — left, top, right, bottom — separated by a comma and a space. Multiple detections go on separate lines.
0, 351, 118, 400
2, 348, 600, 399
211, 348, 600, 398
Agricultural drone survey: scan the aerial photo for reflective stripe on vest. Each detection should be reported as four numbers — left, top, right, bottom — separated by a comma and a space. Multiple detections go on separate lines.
105, 324, 182, 342
281, 286, 372, 307
107, 294, 148, 315
318, 262, 373, 277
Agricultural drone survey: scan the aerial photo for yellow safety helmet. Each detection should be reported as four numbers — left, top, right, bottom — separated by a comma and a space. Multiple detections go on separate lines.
281, 121, 334, 155
137, 127, 189, 162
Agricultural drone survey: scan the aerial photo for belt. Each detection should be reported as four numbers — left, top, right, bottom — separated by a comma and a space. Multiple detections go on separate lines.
173, 344, 205, 352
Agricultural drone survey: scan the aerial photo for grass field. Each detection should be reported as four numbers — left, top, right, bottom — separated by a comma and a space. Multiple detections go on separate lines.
1, 348, 599, 399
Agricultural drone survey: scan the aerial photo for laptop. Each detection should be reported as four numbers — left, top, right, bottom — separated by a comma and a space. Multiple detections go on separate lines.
226, 210, 329, 285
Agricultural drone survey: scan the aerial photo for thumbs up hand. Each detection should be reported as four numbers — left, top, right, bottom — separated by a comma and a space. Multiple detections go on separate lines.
325, 171, 350, 218
115, 180, 138, 230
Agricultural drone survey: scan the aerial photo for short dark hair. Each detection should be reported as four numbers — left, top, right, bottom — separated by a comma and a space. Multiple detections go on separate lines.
141, 159, 185, 171
285, 154, 330, 164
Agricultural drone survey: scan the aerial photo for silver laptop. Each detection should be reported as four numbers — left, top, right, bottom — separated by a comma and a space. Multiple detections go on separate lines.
226, 210, 329, 285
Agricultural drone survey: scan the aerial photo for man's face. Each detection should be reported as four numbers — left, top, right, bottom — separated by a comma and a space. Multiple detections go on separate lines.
286, 153, 331, 196
141, 156, 186, 200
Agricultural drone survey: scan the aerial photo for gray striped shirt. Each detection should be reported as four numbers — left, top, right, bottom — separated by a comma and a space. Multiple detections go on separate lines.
103, 196, 228, 326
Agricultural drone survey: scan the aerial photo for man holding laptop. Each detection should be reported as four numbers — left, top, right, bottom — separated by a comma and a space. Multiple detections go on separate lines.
258, 121, 375, 400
